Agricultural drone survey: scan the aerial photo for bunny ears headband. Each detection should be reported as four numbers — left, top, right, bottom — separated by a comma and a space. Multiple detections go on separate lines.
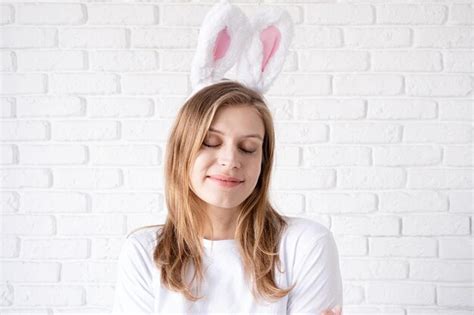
189, 0, 294, 96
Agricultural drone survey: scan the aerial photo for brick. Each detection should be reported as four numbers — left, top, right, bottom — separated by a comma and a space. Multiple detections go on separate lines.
62, 262, 116, 282
439, 99, 473, 121
121, 73, 188, 94
293, 26, 343, 48
52, 120, 119, 141
155, 96, 186, 118
333, 235, 367, 256
50, 73, 118, 94
87, 97, 154, 118
60, 28, 127, 48
87, 4, 157, 25
308, 192, 376, 213
334, 74, 403, 96
367, 282, 435, 305
331, 123, 402, 144
0, 97, 14, 118
86, 285, 114, 306
0, 237, 19, 258
0, 169, 51, 188
415, 27, 473, 48
0, 191, 19, 213
345, 28, 411, 48
122, 120, 172, 141
0, 121, 49, 141
448, 191, 473, 213
373, 145, 441, 166
0, 283, 13, 306
299, 50, 369, 71
272, 192, 304, 215
126, 167, 163, 190
15, 286, 83, 306
332, 215, 400, 236
16, 96, 84, 117
16, 50, 85, 71
20, 192, 88, 213
0, 4, 13, 25
0, 50, 14, 71
267, 97, 295, 121
304, 145, 371, 166
344, 307, 404, 315
372, 51, 442, 72
448, 4, 474, 25
438, 286, 474, 307
91, 238, 123, 260
21, 239, 89, 259
18, 144, 87, 165
53, 168, 122, 189
406, 75, 472, 97
367, 99, 437, 120
404, 123, 472, 143
132, 28, 197, 48
2, 215, 55, 235
306, 4, 373, 24
408, 168, 473, 189
269, 74, 332, 96
338, 167, 405, 189
0, 27, 56, 48
341, 258, 407, 280
91, 192, 163, 213
0, 144, 16, 164
402, 215, 470, 236
408, 309, 473, 315
161, 5, 210, 26
296, 99, 365, 119
369, 237, 437, 257
439, 238, 474, 259
57, 215, 124, 236
276, 122, 328, 143
376, 4, 446, 24
17, 3, 85, 24
273, 168, 335, 189
160, 50, 193, 72
90, 145, 160, 165
379, 191, 448, 213
126, 213, 167, 232
444, 146, 473, 166
2, 262, 59, 282
443, 51, 473, 73
410, 260, 472, 282
0, 73, 46, 94
341, 284, 364, 305
90, 50, 158, 72
275, 145, 300, 167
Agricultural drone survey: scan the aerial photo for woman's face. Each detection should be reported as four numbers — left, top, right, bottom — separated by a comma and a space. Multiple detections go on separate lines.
190, 104, 265, 212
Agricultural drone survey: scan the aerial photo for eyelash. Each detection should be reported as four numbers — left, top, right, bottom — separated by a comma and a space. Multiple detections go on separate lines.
202, 143, 256, 154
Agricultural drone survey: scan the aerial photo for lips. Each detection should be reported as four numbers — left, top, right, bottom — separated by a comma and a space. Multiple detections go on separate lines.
207, 174, 243, 183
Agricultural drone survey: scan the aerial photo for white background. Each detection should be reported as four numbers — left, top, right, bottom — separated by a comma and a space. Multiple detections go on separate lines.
0, 0, 472, 314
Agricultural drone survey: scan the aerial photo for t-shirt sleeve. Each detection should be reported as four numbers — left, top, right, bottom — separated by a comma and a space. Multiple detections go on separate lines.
112, 235, 155, 314
286, 231, 343, 314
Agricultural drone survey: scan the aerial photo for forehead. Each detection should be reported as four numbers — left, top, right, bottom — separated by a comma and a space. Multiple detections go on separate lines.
208, 105, 265, 138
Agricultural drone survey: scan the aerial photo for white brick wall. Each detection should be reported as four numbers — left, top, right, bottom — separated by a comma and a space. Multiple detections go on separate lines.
0, 0, 472, 314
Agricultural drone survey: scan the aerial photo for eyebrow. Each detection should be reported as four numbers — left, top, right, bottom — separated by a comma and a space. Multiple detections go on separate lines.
208, 127, 263, 141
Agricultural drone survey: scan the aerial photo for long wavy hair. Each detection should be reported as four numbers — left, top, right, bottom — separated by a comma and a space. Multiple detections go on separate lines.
150, 80, 295, 302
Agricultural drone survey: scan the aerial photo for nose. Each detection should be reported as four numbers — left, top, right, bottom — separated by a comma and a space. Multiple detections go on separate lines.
218, 144, 241, 168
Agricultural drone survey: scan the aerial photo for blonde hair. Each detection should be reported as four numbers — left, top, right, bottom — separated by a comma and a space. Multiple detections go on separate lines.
151, 80, 295, 302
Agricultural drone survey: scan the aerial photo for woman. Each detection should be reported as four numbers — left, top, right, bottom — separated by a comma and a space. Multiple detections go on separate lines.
112, 81, 343, 314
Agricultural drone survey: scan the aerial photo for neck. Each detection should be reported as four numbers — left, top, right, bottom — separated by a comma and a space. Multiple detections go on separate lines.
202, 205, 239, 240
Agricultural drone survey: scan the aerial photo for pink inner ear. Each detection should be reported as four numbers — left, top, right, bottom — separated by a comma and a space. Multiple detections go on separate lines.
260, 25, 281, 72
213, 27, 231, 61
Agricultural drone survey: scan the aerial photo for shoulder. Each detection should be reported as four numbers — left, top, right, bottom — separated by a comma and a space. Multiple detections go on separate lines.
120, 225, 163, 261
281, 215, 332, 243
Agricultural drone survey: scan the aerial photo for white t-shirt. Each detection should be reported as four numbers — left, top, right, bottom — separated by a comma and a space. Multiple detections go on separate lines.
112, 215, 343, 314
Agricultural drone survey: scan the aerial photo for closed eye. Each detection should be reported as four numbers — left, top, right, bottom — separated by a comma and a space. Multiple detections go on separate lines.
202, 143, 256, 154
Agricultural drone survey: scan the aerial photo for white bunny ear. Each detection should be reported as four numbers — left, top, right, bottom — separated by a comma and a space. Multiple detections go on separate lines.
190, 0, 252, 93
236, 7, 294, 94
